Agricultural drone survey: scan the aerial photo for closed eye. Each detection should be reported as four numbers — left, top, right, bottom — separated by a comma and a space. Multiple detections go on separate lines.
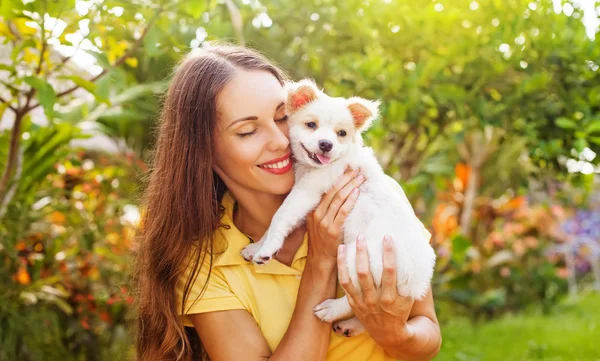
237, 129, 257, 138
275, 115, 289, 123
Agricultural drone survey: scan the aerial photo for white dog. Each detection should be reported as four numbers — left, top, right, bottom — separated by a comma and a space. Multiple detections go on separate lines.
241, 79, 435, 336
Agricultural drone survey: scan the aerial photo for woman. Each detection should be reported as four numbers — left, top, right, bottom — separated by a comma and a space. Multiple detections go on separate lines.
133, 44, 441, 361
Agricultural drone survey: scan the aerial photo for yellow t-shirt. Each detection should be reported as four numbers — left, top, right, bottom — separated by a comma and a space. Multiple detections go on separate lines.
176, 178, 419, 360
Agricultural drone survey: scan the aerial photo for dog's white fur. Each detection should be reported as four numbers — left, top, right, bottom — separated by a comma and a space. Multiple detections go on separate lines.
241, 79, 436, 336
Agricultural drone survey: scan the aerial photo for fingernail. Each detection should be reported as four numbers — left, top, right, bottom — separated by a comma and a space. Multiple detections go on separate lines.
384, 235, 393, 248
352, 188, 359, 196
338, 244, 345, 254
357, 174, 365, 182
357, 235, 365, 245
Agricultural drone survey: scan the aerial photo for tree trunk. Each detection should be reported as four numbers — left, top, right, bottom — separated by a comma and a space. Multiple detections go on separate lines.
0, 110, 24, 203
460, 165, 479, 239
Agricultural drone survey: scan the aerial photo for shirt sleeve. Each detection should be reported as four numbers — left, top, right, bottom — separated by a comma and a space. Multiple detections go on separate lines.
176, 252, 246, 320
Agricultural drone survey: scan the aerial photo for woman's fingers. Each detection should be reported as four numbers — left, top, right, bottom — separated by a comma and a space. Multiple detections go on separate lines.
337, 244, 356, 297
324, 173, 365, 227
355, 236, 377, 306
331, 187, 360, 231
313, 168, 358, 221
380, 236, 398, 306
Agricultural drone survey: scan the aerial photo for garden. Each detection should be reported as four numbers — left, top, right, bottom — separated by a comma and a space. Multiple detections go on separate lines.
0, 0, 599, 360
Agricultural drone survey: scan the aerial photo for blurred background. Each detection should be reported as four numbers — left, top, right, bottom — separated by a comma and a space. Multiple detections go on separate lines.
1, 0, 599, 360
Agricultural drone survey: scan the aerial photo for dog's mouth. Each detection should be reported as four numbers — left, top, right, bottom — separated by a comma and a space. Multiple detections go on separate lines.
301, 143, 331, 165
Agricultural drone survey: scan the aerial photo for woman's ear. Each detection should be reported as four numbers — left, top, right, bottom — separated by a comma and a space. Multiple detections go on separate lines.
287, 79, 319, 113
347, 97, 380, 132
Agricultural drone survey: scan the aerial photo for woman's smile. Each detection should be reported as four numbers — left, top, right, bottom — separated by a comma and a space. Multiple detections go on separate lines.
257, 152, 293, 174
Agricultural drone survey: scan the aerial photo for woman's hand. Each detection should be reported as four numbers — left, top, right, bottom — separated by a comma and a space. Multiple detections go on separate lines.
338, 235, 416, 348
306, 168, 365, 269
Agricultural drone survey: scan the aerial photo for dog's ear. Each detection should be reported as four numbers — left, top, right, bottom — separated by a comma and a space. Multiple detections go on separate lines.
347, 97, 380, 132
287, 79, 319, 112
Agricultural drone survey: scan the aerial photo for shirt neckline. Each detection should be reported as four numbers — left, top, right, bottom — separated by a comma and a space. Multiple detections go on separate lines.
213, 191, 308, 275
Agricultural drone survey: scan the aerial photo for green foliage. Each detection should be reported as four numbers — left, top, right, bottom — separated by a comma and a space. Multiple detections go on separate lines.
0, 0, 599, 359
0, 144, 141, 360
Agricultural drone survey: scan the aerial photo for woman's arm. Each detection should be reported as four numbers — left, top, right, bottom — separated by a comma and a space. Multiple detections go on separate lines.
190, 259, 337, 361
377, 291, 441, 361
190, 169, 365, 361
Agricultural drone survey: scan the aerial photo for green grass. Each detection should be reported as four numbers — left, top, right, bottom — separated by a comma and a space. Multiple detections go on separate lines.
435, 292, 600, 361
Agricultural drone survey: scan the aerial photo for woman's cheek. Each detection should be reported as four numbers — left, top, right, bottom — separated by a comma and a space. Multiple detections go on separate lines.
233, 134, 266, 167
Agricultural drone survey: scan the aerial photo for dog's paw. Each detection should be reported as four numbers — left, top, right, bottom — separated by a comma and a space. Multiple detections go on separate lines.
251, 240, 281, 265
313, 299, 340, 323
240, 242, 262, 262
333, 317, 366, 337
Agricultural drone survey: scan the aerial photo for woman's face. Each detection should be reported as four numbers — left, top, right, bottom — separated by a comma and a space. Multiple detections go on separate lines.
213, 69, 294, 196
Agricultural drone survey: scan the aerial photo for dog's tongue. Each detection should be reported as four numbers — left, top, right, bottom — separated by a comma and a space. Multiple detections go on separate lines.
316, 153, 331, 164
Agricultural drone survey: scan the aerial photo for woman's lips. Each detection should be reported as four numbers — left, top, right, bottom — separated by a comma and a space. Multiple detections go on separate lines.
257, 154, 293, 174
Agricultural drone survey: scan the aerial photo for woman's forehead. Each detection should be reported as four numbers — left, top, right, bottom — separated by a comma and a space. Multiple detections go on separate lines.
217, 69, 286, 122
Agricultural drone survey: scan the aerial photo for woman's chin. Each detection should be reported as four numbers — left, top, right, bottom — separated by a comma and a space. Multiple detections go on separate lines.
262, 172, 295, 195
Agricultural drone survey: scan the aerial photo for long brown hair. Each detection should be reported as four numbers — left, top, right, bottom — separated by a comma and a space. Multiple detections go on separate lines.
132, 44, 286, 361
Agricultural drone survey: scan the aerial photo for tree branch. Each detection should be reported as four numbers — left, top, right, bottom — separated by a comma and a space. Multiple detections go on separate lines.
22, 0, 48, 113
26, 15, 158, 113
0, 95, 17, 113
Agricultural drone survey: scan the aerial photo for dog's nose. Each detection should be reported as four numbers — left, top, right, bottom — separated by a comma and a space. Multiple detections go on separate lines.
318, 140, 333, 152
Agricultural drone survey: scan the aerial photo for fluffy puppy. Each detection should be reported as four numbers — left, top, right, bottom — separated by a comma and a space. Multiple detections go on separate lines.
241, 79, 435, 336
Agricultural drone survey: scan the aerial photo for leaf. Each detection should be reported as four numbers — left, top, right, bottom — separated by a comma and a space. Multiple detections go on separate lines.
574, 138, 588, 152
111, 81, 167, 104
589, 136, 600, 146
183, 0, 205, 17
0, 63, 16, 74
86, 50, 112, 70
143, 25, 161, 57
0, 103, 7, 120
1, 0, 26, 19
57, 75, 97, 94
555, 117, 576, 129
585, 120, 600, 134
451, 234, 471, 264
24, 76, 56, 117
95, 75, 112, 105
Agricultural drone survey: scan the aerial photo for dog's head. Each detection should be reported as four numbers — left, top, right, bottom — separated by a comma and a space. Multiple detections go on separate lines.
286, 79, 380, 168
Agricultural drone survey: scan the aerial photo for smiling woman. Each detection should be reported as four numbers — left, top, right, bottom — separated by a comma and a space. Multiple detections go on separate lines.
133, 43, 440, 361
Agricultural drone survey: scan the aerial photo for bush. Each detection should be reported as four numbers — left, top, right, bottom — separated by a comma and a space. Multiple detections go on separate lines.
431, 164, 570, 319
0, 124, 142, 361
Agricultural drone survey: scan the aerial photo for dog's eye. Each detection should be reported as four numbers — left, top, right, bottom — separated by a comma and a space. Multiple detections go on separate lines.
337, 130, 347, 137
306, 122, 317, 129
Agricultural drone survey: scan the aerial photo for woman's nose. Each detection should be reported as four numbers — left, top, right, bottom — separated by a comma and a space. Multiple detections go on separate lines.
267, 124, 290, 152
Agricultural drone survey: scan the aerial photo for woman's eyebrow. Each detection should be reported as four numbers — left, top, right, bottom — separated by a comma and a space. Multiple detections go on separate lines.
227, 115, 258, 129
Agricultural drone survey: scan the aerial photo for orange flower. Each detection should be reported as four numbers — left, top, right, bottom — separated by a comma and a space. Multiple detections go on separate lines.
48, 211, 66, 225
15, 266, 31, 285
455, 163, 471, 191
